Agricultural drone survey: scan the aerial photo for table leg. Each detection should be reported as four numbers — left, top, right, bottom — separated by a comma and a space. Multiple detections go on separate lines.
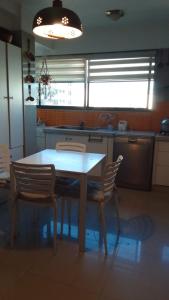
101, 156, 106, 176
79, 173, 87, 252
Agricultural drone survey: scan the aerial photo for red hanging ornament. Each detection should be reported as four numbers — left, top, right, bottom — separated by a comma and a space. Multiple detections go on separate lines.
39, 59, 51, 85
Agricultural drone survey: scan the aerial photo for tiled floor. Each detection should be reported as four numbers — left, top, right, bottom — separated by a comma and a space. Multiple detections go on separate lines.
0, 186, 169, 299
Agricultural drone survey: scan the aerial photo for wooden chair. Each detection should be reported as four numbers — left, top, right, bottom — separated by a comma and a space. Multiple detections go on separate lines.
10, 162, 57, 253
60, 155, 123, 255
0, 144, 10, 188
56, 142, 86, 152
55, 141, 86, 237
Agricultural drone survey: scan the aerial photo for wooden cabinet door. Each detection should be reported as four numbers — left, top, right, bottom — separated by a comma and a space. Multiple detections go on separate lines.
46, 133, 65, 149
7, 44, 23, 149
153, 141, 169, 186
0, 41, 9, 145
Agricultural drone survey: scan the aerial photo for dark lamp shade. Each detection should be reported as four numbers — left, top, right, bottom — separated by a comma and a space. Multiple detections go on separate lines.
32, 7, 83, 39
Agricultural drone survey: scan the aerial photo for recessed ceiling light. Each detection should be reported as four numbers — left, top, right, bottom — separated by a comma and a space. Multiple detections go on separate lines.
105, 9, 124, 21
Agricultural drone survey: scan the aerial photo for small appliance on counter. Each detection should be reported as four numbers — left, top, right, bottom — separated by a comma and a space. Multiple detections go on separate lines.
118, 120, 128, 131
160, 118, 169, 135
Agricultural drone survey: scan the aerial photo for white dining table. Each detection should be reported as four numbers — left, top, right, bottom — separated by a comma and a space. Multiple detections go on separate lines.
17, 149, 106, 252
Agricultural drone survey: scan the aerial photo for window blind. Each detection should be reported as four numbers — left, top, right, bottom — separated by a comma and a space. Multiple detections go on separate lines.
35, 57, 85, 82
88, 55, 155, 82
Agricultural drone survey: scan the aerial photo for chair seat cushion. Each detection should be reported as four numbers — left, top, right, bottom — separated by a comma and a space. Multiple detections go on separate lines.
0, 171, 10, 188
58, 180, 111, 203
56, 177, 77, 187
0, 170, 10, 181
18, 192, 56, 204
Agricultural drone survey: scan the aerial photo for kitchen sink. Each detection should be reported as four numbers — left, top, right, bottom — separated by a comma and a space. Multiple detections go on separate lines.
54, 125, 99, 131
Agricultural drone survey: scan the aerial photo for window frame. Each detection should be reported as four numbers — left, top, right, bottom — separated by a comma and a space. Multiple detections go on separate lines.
36, 50, 155, 111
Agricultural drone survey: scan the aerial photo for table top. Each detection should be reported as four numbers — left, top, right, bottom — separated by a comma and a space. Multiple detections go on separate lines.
17, 149, 106, 175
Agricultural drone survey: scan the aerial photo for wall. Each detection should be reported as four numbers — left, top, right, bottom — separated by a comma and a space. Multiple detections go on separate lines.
36, 49, 169, 132
37, 100, 169, 133
33, 4, 169, 131
35, 23, 169, 57
0, 3, 21, 31
0, 2, 167, 134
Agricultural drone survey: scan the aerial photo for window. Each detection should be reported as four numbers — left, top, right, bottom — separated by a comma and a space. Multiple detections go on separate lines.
88, 56, 155, 109
36, 51, 155, 109
36, 57, 85, 107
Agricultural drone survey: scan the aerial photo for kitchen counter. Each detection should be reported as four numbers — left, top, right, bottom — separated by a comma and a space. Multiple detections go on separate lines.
155, 134, 169, 142
37, 126, 169, 188
37, 126, 157, 187
43, 126, 155, 138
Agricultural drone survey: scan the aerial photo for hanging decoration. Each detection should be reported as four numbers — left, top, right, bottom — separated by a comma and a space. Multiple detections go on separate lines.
24, 38, 35, 62
39, 58, 52, 99
40, 58, 51, 85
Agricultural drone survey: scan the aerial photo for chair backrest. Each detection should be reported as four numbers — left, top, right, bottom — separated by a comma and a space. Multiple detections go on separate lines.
11, 162, 56, 199
0, 144, 10, 179
56, 142, 86, 152
103, 155, 123, 194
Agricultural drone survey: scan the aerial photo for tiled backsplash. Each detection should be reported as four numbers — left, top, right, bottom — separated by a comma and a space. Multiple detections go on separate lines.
37, 100, 169, 133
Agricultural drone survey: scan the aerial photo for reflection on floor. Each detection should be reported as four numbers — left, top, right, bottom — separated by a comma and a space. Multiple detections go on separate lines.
0, 186, 169, 299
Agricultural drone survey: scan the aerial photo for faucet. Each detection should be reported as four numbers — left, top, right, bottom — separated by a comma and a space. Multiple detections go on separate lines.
79, 121, 85, 130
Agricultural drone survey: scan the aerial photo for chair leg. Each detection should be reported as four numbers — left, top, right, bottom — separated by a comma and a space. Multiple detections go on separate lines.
53, 204, 57, 254
11, 202, 17, 248
60, 199, 65, 239
32, 208, 39, 242
114, 191, 121, 234
99, 203, 107, 255
47, 208, 51, 241
76, 202, 80, 240
67, 200, 72, 238
98, 205, 102, 247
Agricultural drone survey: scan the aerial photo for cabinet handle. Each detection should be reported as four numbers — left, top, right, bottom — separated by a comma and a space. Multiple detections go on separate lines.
88, 135, 103, 143
128, 138, 138, 143
65, 137, 72, 141
3, 96, 13, 100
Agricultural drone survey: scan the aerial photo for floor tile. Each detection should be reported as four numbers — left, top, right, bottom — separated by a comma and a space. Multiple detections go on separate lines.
2, 271, 99, 300
1, 186, 169, 300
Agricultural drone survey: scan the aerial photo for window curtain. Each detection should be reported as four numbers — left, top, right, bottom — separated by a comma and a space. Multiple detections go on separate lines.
88, 54, 155, 82
35, 57, 85, 82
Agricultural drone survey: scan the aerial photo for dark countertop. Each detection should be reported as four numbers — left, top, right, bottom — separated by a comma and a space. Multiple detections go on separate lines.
43, 126, 156, 138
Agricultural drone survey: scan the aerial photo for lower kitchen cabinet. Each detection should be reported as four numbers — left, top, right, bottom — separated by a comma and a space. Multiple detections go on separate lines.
85, 134, 113, 177
36, 126, 46, 152
44, 131, 113, 177
45, 132, 88, 148
153, 141, 169, 186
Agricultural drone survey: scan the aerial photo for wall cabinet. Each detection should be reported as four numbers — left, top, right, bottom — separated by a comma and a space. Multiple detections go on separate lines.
0, 41, 23, 160
153, 141, 169, 186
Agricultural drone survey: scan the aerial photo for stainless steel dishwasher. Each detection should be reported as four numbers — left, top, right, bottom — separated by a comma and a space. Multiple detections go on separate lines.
113, 135, 155, 190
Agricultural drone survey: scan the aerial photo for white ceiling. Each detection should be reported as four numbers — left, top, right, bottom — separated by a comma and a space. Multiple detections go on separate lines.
1, 0, 169, 55
16, 0, 169, 29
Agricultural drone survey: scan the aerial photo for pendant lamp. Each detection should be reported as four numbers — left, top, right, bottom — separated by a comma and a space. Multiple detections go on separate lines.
32, 0, 83, 40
